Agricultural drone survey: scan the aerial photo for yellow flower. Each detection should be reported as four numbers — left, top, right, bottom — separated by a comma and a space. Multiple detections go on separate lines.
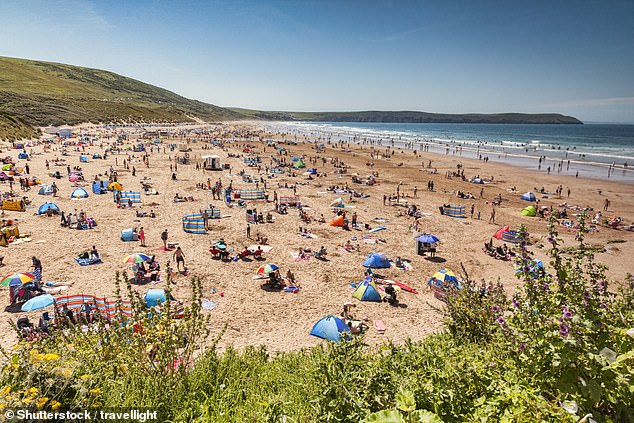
1, 386, 11, 396
50, 400, 61, 411
36, 397, 49, 408
55, 368, 73, 378
0, 404, 6, 410
23, 397, 33, 404
26, 387, 38, 397
89, 388, 101, 395
43, 353, 60, 361
80, 374, 92, 381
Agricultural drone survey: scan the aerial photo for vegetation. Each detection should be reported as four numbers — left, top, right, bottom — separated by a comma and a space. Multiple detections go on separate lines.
0, 56, 244, 139
229, 108, 583, 124
0, 217, 632, 422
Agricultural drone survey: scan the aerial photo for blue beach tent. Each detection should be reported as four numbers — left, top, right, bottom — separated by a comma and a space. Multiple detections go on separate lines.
71, 187, 89, 199
362, 252, 391, 269
310, 314, 351, 342
38, 202, 60, 215
352, 277, 383, 302
521, 192, 536, 202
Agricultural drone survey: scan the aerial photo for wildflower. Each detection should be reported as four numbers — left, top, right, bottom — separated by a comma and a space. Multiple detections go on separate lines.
1, 386, 11, 396
89, 388, 101, 395
26, 387, 38, 397
599, 303, 607, 309
43, 353, 60, 361
518, 342, 527, 352
546, 236, 554, 244
36, 397, 49, 408
491, 305, 501, 313
80, 374, 92, 381
496, 317, 506, 325
0, 404, 6, 410
559, 324, 569, 337
512, 297, 520, 309
50, 400, 61, 411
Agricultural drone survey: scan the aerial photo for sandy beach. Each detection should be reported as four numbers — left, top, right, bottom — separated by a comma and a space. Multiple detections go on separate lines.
2, 121, 633, 352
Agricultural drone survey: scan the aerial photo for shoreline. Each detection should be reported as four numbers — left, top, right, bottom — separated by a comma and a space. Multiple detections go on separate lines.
262, 121, 634, 183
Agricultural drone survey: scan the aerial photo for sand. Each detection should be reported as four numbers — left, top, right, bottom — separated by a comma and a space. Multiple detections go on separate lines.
1, 122, 633, 352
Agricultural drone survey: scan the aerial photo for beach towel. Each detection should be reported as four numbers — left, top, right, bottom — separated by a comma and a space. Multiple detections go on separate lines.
298, 232, 318, 238
284, 286, 300, 293
374, 320, 386, 334
290, 251, 311, 261
363, 238, 378, 244
390, 260, 413, 271
74, 257, 102, 266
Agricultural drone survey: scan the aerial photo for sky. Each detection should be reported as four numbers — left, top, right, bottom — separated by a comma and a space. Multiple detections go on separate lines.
1, 0, 633, 123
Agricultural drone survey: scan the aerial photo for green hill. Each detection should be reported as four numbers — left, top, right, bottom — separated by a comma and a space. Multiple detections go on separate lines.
230, 108, 583, 124
0, 56, 244, 139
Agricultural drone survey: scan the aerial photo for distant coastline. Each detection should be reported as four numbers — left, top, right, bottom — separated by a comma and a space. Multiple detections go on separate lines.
230, 109, 582, 125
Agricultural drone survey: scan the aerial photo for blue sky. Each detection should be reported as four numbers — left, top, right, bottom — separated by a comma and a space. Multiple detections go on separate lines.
1, 0, 633, 122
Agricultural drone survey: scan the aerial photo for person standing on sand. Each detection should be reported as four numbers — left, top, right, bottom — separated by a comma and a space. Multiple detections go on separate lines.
173, 247, 185, 272
246, 224, 251, 239
139, 227, 146, 247
161, 229, 168, 249
604, 198, 610, 211
470, 204, 475, 218
489, 208, 496, 224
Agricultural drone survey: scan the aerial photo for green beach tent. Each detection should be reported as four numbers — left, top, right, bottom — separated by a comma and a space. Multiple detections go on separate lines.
521, 205, 537, 217
293, 158, 306, 169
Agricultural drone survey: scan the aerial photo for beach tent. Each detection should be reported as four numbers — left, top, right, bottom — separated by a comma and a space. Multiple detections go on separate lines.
309, 314, 351, 342
472, 178, 484, 184
293, 158, 306, 169
428, 268, 462, 302
37, 202, 60, 215
202, 155, 222, 170
352, 277, 383, 302
79, 155, 89, 163
108, 181, 123, 191
182, 213, 206, 234
92, 153, 102, 159
521, 192, 536, 202
145, 289, 167, 307
18, 153, 28, 160
329, 215, 344, 227
307, 167, 318, 174
38, 185, 54, 195
70, 187, 89, 199
121, 228, 138, 242
363, 252, 391, 269
521, 205, 537, 217
92, 181, 107, 194
330, 197, 344, 207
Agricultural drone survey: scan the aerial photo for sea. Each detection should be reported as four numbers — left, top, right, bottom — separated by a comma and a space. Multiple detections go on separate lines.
262, 122, 634, 183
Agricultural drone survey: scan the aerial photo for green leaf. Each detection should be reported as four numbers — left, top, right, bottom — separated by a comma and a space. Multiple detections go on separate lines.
409, 410, 444, 423
396, 389, 416, 413
363, 410, 406, 423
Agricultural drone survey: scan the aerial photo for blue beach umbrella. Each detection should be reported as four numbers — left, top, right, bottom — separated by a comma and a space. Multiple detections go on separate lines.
310, 314, 351, 342
21, 294, 55, 312
417, 233, 440, 243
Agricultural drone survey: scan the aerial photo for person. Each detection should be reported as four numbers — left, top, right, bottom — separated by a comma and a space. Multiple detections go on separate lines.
286, 269, 296, 284
139, 227, 146, 247
173, 246, 185, 272
384, 284, 398, 305
489, 208, 496, 224
395, 256, 404, 268
246, 223, 251, 239
89, 245, 100, 261
31, 256, 42, 284
161, 229, 168, 249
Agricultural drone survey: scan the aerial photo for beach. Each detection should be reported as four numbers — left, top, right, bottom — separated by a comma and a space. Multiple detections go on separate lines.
2, 121, 633, 352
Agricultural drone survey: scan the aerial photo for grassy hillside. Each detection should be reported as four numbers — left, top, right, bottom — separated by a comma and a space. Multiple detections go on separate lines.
0, 56, 244, 139
230, 108, 583, 124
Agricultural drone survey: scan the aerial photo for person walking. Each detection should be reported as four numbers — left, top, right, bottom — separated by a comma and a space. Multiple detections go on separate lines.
173, 246, 185, 272
489, 208, 496, 224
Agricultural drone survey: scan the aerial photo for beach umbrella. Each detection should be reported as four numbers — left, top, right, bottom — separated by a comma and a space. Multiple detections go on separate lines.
123, 253, 151, 264
257, 263, 279, 275
309, 314, 350, 342
417, 233, 439, 243
492, 226, 510, 240
108, 182, 123, 191
1, 273, 34, 287
21, 294, 55, 312
520, 192, 536, 202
